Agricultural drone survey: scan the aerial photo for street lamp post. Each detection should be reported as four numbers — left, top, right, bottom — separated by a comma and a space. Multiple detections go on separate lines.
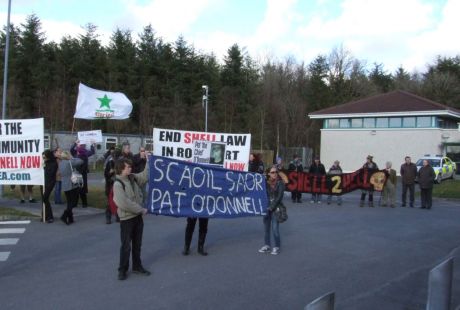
1, 0, 12, 199
2, 0, 12, 119
202, 85, 208, 132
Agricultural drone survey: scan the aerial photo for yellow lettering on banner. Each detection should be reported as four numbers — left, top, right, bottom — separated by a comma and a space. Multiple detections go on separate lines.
331, 176, 342, 193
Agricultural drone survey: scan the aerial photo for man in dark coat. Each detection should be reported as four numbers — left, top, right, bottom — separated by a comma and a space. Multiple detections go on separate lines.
309, 156, 326, 204
360, 155, 379, 207
418, 159, 435, 209
400, 156, 417, 207
288, 154, 303, 203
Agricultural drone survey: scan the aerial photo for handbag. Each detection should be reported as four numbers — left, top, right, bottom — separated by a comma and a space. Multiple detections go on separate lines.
274, 203, 288, 223
69, 161, 84, 187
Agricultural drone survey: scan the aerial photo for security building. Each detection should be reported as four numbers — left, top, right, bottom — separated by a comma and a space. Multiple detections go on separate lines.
308, 91, 460, 172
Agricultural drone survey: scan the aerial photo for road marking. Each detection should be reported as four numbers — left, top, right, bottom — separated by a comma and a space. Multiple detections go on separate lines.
0, 228, 26, 234
0, 252, 11, 261
0, 220, 31, 225
0, 238, 19, 245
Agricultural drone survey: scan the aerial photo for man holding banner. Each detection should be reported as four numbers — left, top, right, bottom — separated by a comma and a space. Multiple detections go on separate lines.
113, 157, 150, 281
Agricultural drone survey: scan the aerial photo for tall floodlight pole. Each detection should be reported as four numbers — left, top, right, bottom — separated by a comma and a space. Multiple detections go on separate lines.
2, 0, 12, 119
202, 85, 208, 132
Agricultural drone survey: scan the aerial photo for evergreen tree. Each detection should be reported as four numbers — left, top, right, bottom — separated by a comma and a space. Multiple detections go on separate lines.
14, 14, 45, 117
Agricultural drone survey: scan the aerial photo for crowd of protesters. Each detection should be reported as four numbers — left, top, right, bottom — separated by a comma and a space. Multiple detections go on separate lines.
6, 144, 439, 280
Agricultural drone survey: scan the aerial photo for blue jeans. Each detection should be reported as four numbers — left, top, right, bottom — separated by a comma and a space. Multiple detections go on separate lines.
54, 181, 62, 203
263, 211, 280, 248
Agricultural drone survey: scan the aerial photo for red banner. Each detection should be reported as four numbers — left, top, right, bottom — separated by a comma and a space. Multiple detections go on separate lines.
285, 168, 387, 195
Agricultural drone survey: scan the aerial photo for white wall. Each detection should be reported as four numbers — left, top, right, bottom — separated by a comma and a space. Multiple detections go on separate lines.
320, 128, 460, 173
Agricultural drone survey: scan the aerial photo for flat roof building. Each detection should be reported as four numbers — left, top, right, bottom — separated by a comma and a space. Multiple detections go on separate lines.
308, 90, 460, 172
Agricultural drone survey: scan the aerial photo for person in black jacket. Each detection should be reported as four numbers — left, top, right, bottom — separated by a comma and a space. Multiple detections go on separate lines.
418, 160, 435, 209
132, 147, 147, 174
288, 154, 303, 203
41, 149, 58, 223
248, 153, 264, 174
360, 155, 379, 207
104, 148, 122, 224
309, 156, 326, 204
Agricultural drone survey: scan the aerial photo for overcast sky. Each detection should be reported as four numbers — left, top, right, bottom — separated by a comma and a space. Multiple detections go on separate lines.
1, 0, 459, 73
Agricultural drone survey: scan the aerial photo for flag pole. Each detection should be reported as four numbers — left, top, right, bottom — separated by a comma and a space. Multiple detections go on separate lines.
71, 118, 76, 135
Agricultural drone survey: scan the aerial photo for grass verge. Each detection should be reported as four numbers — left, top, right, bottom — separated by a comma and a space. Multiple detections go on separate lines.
0, 207, 38, 218
432, 179, 460, 199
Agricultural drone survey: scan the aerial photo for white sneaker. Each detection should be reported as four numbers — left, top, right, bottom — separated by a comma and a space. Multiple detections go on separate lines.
317, 201, 322, 204
310, 200, 314, 203
270, 247, 280, 255
258, 245, 270, 253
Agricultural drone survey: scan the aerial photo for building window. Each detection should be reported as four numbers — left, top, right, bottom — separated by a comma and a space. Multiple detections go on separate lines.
437, 117, 458, 129
389, 117, 402, 128
416, 116, 431, 128
328, 119, 339, 128
339, 119, 350, 128
105, 137, 118, 151
403, 117, 416, 128
376, 118, 388, 128
363, 118, 375, 128
351, 118, 362, 128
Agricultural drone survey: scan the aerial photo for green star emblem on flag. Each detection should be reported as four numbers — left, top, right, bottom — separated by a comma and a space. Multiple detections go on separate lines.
97, 94, 112, 109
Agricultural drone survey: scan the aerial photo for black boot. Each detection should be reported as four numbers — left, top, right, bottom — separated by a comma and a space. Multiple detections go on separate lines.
105, 208, 112, 224
68, 212, 74, 224
60, 210, 70, 225
182, 245, 190, 256
197, 232, 208, 256
183, 231, 192, 256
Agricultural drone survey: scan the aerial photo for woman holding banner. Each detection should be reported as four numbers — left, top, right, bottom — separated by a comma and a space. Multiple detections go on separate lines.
258, 166, 285, 255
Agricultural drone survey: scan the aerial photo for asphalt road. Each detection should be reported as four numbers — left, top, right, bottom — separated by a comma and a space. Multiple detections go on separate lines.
0, 191, 459, 310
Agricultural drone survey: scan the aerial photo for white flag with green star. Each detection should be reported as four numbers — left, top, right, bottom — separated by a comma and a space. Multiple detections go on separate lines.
74, 83, 133, 119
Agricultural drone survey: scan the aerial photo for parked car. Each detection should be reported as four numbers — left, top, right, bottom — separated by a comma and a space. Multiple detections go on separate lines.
415, 155, 457, 184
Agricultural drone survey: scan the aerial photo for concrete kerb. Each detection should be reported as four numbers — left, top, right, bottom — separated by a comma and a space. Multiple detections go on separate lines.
0, 197, 104, 221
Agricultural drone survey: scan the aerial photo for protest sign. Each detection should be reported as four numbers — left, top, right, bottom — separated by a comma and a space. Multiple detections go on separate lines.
286, 168, 387, 194
147, 155, 268, 218
77, 130, 102, 145
0, 119, 44, 185
153, 128, 251, 171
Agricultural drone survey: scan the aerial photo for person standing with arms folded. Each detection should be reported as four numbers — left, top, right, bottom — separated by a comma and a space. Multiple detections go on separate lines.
418, 160, 435, 209
113, 158, 150, 281
400, 156, 417, 208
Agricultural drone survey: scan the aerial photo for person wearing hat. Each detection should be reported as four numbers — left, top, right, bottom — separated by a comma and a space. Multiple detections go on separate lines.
309, 156, 326, 204
360, 155, 379, 207
327, 160, 343, 205
70, 140, 96, 208
288, 154, 303, 203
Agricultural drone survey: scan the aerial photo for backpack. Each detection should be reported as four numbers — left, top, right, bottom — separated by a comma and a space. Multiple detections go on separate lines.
108, 179, 125, 215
